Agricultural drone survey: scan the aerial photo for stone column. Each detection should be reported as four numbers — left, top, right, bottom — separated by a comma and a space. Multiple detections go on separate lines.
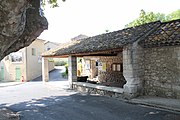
68, 56, 77, 88
123, 41, 144, 98
42, 57, 49, 82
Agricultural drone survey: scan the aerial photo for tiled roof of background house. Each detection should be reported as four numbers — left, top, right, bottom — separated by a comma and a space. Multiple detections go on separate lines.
139, 19, 180, 48
44, 41, 60, 46
42, 21, 161, 57
42, 19, 180, 57
71, 34, 89, 41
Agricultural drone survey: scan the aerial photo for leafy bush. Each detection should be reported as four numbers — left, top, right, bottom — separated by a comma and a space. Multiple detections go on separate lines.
48, 58, 54, 62
54, 60, 67, 66
62, 64, 68, 78
61, 72, 67, 78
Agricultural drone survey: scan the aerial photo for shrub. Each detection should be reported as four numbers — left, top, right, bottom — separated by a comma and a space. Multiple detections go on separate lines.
62, 72, 67, 78
62, 64, 68, 78
54, 60, 67, 66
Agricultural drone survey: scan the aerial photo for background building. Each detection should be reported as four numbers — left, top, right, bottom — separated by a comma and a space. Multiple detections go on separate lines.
0, 39, 55, 82
44, 41, 60, 51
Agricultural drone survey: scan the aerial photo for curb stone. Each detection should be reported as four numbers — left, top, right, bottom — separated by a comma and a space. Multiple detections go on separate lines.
0, 82, 24, 88
128, 99, 180, 114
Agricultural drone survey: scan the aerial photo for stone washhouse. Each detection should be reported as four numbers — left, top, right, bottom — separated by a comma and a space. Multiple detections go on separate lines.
42, 19, 180, 99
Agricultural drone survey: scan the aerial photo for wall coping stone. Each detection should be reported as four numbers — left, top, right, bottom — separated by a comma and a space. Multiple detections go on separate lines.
73, 82, 124, 93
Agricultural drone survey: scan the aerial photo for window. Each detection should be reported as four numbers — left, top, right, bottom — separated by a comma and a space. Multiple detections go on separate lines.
47, 48, 51, 51
32, 48, 36, 56
112, 63, 123, 72
96, 61, 98, 67
10, 52, 23, 63
85, 60, 90, 70
117, 64, 121, 71
112, 64, 116, 71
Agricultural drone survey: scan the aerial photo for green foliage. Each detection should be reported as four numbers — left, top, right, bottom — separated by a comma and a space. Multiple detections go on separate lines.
65, 64, 68, 75
54, 60, 67, 66
62, 64, 68, 78
167, 9, 180, 21
41, 0, 65, 8
48, 58, 54, 62
61, 72, 67, 78
125, 9, 180, 28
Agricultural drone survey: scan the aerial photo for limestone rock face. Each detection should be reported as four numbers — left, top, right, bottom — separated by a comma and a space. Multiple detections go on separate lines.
0, 0, 48, 60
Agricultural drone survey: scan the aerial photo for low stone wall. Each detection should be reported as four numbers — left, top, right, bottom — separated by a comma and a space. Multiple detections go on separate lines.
144, 46, 180, 99
73, 82, 123, 98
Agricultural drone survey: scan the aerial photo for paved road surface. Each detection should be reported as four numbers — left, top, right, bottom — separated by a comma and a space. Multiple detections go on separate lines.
0, 81, 179, 120
32, 66, 67, 82
0, 67, 179, 120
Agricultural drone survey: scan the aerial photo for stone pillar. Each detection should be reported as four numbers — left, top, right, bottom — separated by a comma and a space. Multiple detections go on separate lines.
42, 57, 49, 82
123, 42, 144, 98
68, 56, 77, 88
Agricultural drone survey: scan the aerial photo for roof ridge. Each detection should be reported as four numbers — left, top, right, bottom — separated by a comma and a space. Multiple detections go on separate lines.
79, 21, 162, 42
161, 19, 180, 24
42, 20, 180, 57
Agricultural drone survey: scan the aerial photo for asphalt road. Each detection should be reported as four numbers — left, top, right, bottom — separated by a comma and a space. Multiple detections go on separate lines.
0, 82, 179, 120
32, 66, 67, 82
0, 67, 179, 120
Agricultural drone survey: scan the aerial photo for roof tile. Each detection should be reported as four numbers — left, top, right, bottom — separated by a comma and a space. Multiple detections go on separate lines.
42, 19, 180, 57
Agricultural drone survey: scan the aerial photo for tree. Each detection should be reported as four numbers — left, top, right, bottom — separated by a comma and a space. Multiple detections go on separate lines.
167, 9, 180, 21
0, 0, 61, 60
125, 9, 179, 28
42, 0, 65, 8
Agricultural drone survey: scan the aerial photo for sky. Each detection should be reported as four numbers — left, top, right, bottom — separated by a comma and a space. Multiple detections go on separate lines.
39, 0, 180, 43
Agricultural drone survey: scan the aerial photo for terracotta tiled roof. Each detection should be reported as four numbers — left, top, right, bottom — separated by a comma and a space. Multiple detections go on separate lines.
139, 19, 180, 48
42, 19, 180, 57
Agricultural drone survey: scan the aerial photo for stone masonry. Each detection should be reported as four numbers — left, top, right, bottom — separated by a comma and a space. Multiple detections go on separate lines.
41, 20, 180, 100
144, 46, 180, 99
83, 54, 126, 88
123, 41, 144, 98
73, 84, 123, 98
68, 56, 77, 88
72, 44, 180, 100
98, 54, 126, 87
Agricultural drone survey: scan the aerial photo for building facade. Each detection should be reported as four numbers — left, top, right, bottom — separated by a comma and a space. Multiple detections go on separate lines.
0, 39, 55, 82
44, 41, 60, 51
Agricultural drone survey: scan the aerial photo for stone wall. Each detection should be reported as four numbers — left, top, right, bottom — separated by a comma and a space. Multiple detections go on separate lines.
123, 41, 145, 98
144, 46, 180, 99
98, 54, 126, 87
68, 56, 77, 88
83, 54, 126, 88
73, 84, 123, 98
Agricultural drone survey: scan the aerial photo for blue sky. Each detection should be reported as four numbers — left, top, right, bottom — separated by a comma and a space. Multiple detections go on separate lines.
39, 0, 180, 43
